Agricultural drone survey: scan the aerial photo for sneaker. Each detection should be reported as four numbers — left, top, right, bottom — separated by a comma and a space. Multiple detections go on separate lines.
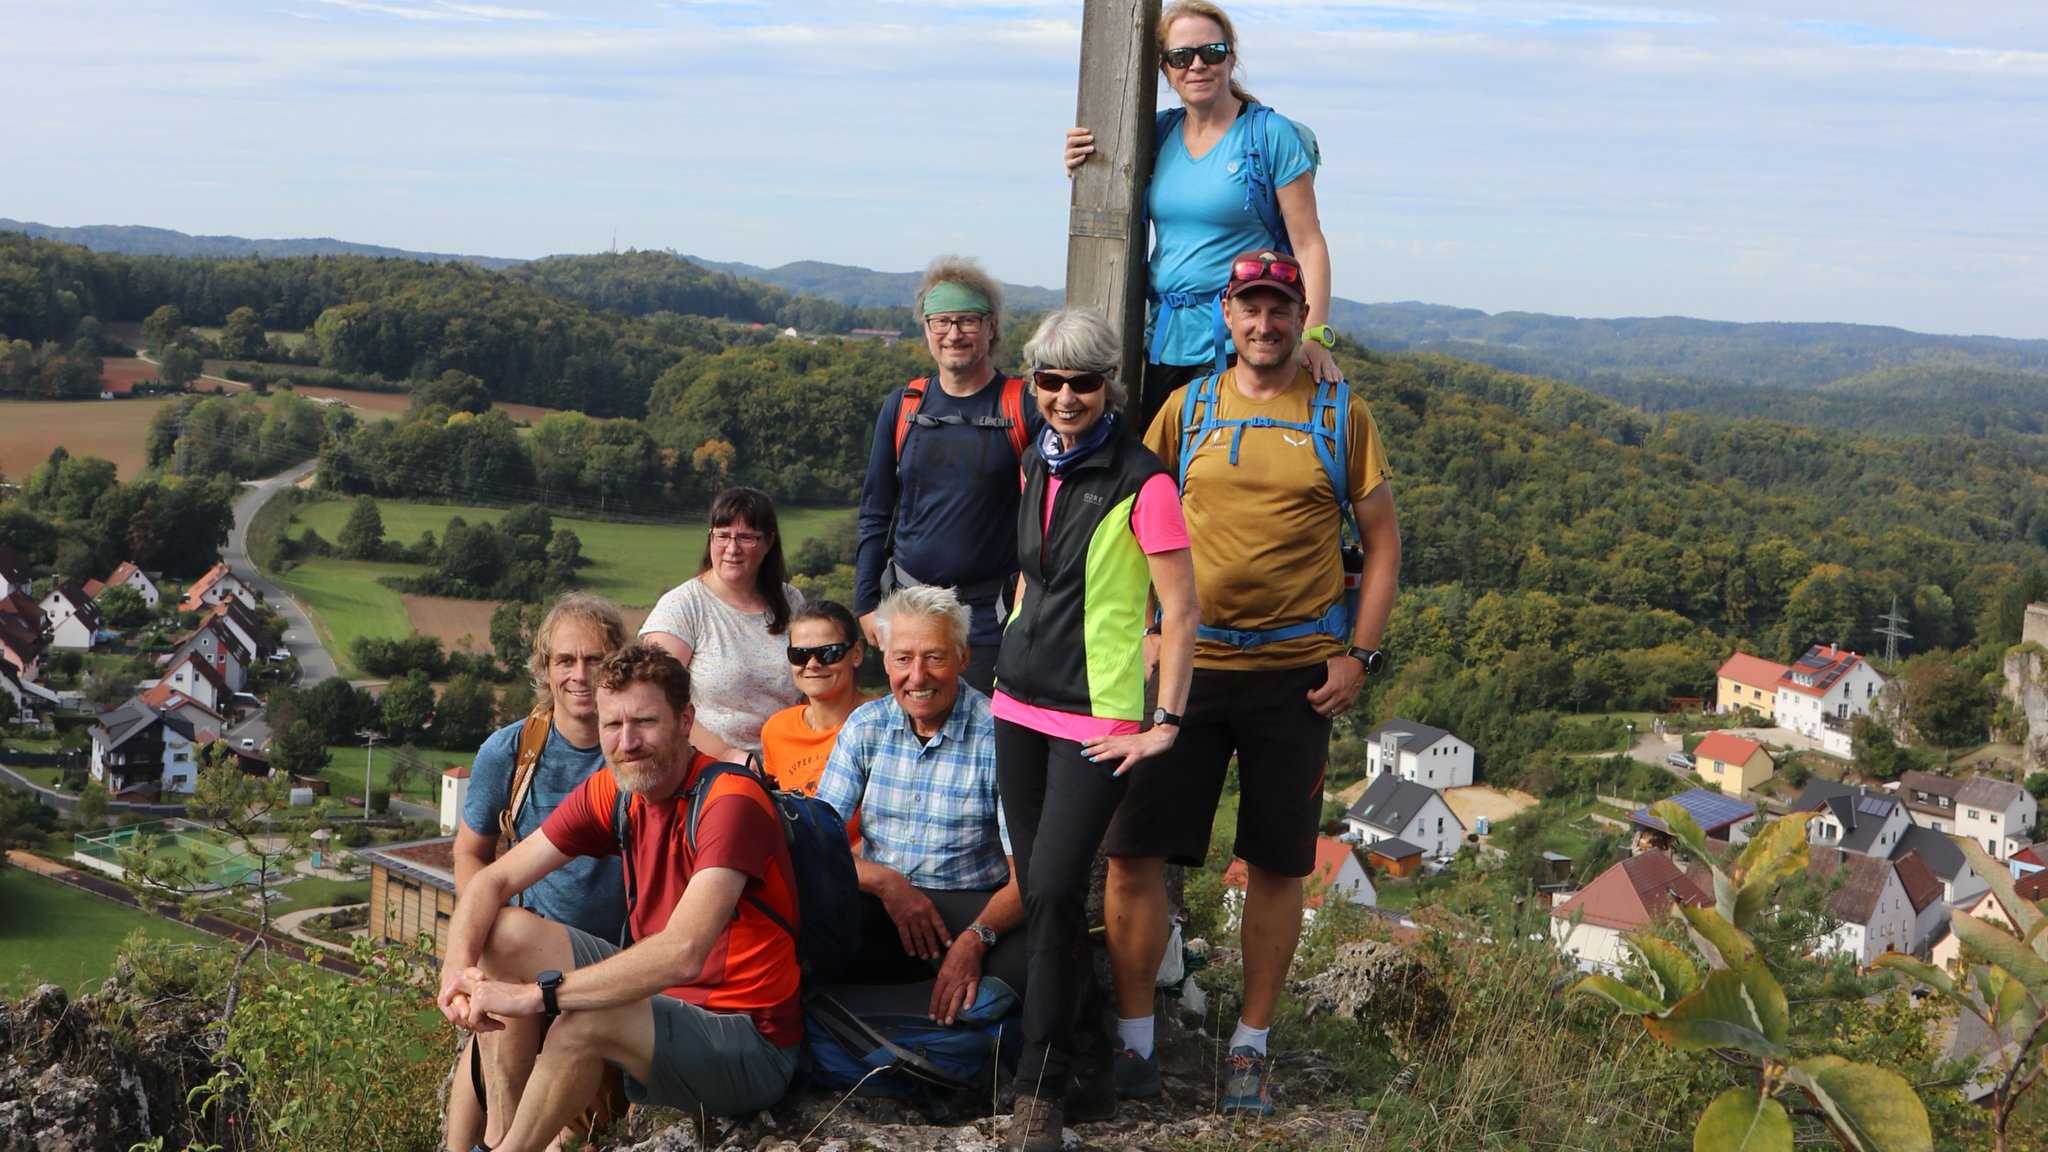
1006, 1093, 1066, 1152
1217, 1045, 1274, 1116
1112, 1045, 1161, 1099
1064, 1060, 1116, 1122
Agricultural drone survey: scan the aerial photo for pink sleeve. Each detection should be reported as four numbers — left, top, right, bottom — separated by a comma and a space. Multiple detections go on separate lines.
1131, 472, 1190, 554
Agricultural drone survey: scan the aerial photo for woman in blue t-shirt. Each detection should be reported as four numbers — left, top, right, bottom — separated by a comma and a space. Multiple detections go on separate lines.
1065, 0, 1339, 426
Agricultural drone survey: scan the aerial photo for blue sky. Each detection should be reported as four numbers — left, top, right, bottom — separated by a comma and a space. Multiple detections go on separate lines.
2, 1, 2042, 338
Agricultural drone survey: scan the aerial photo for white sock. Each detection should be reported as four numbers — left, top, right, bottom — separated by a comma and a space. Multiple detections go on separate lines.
1229, 1021, 1270, 1055
1117, 1015, 1155, 1060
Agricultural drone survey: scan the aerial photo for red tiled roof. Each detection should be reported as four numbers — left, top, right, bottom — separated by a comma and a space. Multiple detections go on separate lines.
2013, 845, 2047, 869
1778, 645, 1866, 699
1894, 851, 1942, 914
1224, 838, 1366, 907
82, 579, 106, 597
1550, 852, 1711, 932
1695, 732, 1764, 765
177, 562, 234, 612
1718, 653, 1790, 688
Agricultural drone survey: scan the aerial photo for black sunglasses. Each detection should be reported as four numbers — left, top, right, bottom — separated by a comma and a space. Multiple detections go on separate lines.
1032, 370, 1110, 395
787, 642, 853, 667
1163, 43, 1230, 70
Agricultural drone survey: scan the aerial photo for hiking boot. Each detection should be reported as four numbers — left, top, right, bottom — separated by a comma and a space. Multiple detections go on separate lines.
1006, 1092, 1066, 1152
1064, 1061, 1116, 1122
1112, 1044, 1161, 1099
1218, 1045, 1274, 1116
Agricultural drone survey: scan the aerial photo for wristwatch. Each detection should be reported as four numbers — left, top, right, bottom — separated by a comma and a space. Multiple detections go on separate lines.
1345, 647, 1386, 677
1304, 324, 1338, 349
966, 922, 998, 948
536, 969, 564, 1017
1152, 706, 1182, 728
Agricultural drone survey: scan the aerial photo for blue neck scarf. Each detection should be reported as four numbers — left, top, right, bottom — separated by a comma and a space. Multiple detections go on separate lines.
1040, 412, 1118, 476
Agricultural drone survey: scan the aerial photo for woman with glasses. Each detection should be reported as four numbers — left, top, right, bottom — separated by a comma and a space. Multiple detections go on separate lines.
641, 486, 805, 763
759, 600, 869, 820
992, 309, 1196, 1151
1064, 0, 1337, 426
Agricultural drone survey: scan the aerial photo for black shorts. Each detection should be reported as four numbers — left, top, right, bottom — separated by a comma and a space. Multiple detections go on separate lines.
1102, 662, 1331, 878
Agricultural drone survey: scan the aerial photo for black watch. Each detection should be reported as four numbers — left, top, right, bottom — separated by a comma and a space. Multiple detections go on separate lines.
1152, 706, 1182, 728
536, 969, 564, 1018
1345, 647, 1386, 677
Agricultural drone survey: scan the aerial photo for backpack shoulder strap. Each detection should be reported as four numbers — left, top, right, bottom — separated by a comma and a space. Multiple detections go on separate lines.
892, 379, 929, 459
498, 706, 552, 846
609, 773, 637, 944
1175, 372, 1223, 491
682, 756, 799, 941
1313, 379, 1362, 544
1240, 103, 1290, 254
1000, 376, 1030, 460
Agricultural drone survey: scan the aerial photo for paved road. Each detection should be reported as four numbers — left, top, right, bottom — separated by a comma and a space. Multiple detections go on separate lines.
224, 459, 337, 684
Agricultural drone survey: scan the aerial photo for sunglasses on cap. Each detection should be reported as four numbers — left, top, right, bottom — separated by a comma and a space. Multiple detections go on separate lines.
1163, 43, 1230, 69
787, 642, 854, 667
1032, 370, 1110, 395
1231, 257, 1302, 286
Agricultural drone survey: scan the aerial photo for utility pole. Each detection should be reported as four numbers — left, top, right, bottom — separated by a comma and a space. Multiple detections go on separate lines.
1065, 0, 1161, 414
357, 728, 382, 821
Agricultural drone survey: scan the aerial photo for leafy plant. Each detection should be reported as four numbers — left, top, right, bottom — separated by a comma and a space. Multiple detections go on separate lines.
1575, 803, 1933, 1151
1872, 837, 2048, 1152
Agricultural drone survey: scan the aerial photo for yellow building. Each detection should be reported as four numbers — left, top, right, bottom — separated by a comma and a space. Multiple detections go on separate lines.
1716, 652, 1789, 723
1693, 732, 1775, 794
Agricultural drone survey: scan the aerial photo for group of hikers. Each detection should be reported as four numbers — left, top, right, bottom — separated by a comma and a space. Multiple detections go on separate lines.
432, 5, 1402, 1151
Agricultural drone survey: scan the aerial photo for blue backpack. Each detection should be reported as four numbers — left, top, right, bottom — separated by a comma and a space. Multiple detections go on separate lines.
805, 981, 1020, 1119
612, 758, 862, 985
1176, 372, 1362, 650
1151, 103, 1323, 371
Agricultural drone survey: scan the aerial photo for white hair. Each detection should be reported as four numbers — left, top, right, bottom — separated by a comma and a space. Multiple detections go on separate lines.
874, 584, 972, 655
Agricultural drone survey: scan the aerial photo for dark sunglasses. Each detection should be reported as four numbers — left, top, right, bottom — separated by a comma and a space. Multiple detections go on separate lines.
787, 642, 853, 667
1163, 43, 1230, 70
1032, 370, 1110, 395
1231, 257, 1302, 285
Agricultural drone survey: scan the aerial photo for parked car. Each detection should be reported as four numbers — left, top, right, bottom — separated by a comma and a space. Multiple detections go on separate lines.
241, 737, 256, 750
1667, 752, 1694, 770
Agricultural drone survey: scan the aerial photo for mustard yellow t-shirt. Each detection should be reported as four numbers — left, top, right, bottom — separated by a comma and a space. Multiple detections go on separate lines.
1144, 368, 1392, 671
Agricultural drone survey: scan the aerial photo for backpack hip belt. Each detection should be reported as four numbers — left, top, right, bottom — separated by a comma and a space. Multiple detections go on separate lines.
1198, 596, 1351, 651
883, 558, 1011, 606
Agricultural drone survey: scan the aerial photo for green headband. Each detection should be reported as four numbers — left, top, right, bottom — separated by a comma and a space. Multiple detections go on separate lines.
922, 281, 993, 317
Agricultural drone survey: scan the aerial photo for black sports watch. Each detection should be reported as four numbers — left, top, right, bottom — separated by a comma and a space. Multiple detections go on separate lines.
536, 969, 564, 1017
1345, 647, 1386, 677
1152, 707, 1182, 728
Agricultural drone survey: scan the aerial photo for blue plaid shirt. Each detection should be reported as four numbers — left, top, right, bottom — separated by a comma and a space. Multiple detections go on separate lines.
817, 685, 1011, 891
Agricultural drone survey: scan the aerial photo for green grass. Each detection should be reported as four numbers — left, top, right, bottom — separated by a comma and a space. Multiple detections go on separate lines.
11, 766, 69, 789
275, 496, 854, 674
319, 744, 475, 802
271, 876, 369, 916
0, 866, 220, 995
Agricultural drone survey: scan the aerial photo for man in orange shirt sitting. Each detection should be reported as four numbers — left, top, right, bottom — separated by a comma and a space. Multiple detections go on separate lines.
438, 644, 799, 1152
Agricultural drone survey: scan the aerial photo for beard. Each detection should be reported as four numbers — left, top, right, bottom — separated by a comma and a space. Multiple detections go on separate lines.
612, 753, 667, 795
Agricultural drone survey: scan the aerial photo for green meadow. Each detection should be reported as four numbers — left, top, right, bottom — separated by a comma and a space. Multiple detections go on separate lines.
0, 868, 220, 995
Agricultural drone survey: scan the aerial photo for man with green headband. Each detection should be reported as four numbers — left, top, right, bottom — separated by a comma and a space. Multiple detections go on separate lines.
855, 255, 1043, 694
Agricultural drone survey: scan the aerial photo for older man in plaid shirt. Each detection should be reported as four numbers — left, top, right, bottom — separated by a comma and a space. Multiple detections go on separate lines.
818, 584, 1026, 1025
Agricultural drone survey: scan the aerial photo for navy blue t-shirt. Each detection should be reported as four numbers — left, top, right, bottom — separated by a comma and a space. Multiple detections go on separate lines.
854, 375, 1043, 646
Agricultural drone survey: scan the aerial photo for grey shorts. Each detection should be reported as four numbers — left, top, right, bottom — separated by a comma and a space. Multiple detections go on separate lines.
564, 925, 796, 1116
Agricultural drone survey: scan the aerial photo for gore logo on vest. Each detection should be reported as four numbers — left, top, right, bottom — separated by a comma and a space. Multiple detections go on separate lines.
1082, 492, 1104, 506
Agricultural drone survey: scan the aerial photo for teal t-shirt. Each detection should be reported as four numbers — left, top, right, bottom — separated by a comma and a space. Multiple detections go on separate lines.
1146, 107, 1314, 367
462, 717, 626, 942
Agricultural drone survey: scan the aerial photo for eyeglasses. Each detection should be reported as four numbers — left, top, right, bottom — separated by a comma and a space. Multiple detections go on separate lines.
787, 642, 853, 667
925, 314, 987, 334
1230, 257, 1303, 286
710, 529, 768, 547
1163, 42, 1230, 70
1032, 370, 1110, 395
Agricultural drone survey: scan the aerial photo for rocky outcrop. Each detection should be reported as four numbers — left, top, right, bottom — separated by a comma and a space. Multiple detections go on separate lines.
2002, 642, 2048, 772
1288, 940, 1450, 1054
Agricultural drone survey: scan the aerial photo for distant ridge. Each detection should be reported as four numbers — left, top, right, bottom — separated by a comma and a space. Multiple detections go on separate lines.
682, 255, 1064, 312
0, 218, 522, 269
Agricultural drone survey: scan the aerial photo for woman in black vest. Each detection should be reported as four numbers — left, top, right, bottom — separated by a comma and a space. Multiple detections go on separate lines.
991, 309, 1197, 1150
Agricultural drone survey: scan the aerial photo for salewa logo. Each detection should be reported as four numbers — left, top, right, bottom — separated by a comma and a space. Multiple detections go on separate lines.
1282, 433, 1309, 447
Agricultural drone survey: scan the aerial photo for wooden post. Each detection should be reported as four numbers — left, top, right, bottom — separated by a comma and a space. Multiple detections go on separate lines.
1065, 0, 1160, 418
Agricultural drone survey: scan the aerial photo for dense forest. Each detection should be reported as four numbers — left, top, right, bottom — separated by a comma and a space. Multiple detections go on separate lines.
7, 228, 2048, 785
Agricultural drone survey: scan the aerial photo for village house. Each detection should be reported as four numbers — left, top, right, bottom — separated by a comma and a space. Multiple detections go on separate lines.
439, 765, 471, 836
135, 682, 225, 743
1691, 732, 1775, 795
1931, 878, 2047, 973
1895, 769, 2037, 861
1795, 779, 1911, 859
89, 699, 200, 795
1895, 823, 1990, 906
1221, 837, 1376, 930
83, 561, 163, 608
155, 650, 231, 715
1365, 837, 1426, 879
1549, 851, 1712, 973
177, 561, 259, 614
202, 599, 272, 664
1628, 788, 1757, 852
1774, 644, 1887, 757
169, 616, 254, 692
0, 603, 46, 681
1345, 775, 1466, 861
1807, 847, 1942, 963
0, 545, 30, 600
38, 579, 103, 650
355, 837, 458, 961
0, 659, 60, 725
1363, 718, 1474, 789
1716, 652, 1790, 723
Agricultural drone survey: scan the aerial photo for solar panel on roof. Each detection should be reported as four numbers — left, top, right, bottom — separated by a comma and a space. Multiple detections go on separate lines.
1856, 796, 1892, 817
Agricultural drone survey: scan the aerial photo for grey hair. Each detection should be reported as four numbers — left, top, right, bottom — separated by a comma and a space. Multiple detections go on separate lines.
874, 584, 972, 656
915, 255, 1005, 340
1023, 308, 1129, 409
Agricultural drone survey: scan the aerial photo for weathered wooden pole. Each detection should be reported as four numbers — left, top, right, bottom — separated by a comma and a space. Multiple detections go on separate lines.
1065, 0, 1160, 418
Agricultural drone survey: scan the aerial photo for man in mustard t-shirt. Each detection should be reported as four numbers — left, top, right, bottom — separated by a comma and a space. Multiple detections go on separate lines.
1101, 250, 1401, 1115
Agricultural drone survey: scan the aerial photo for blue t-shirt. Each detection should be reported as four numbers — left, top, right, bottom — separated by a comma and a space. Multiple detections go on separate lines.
1147, 107, 1314, 367
462, 716, 627, 943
